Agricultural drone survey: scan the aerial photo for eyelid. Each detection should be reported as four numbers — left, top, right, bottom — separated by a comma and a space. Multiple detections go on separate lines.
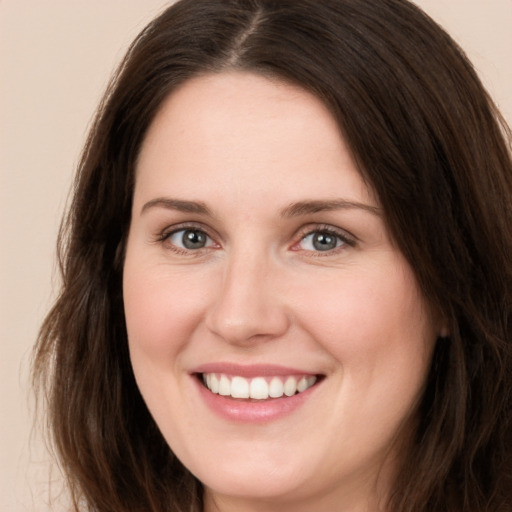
291, 223, 357, 253
158, 221, 208, 239
157, 222, 220, 253
154, 221, 356, 255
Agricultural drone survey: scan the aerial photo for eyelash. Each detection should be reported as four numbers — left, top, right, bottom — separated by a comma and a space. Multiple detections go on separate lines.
292, 224, 356, 256
156, 223, 356, 256
157, 222, 217, 256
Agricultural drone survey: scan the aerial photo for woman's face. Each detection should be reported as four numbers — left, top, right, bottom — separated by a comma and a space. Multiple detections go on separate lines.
123, 72, 439, 511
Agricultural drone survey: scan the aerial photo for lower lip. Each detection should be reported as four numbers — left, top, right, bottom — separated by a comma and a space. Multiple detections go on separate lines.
193, 376, 320, 423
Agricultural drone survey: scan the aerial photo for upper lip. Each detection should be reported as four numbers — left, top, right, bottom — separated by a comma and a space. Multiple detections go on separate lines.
192, 362, 319, 378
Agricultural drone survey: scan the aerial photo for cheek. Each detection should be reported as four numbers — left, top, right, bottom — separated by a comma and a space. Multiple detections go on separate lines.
123, 262, 210, 362
122, 259, 213, 440
294, 258, 436, 452
293, 256, 435, 383
123, 263, 222, 458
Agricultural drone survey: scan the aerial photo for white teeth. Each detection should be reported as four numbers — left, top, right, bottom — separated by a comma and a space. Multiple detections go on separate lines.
250, 377, 269, 399
268, 377, 284, 398
202, 373, 317, 400
231, 376, 249, 398
297, 376, 309, 392
284, 376, 297, 396
210, 374, 219, 394
218, 375, 230, 396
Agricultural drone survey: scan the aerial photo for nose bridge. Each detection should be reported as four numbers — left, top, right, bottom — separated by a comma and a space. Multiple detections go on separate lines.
206, 245, 289, 344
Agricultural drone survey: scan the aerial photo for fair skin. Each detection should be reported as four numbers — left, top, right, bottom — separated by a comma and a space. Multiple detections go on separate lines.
123, 72, 439, 512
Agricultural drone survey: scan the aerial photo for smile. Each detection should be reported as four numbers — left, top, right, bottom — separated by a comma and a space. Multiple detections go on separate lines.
201, 373, 317, 400
192, 365, 323, 422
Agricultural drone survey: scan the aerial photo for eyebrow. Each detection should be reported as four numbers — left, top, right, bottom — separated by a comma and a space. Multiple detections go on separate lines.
280, 199, 382, 217
140, 197, 382, 218
141, 198, 211, 216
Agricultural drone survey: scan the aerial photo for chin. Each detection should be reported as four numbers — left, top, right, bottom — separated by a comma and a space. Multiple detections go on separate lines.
190, 456, 311, 501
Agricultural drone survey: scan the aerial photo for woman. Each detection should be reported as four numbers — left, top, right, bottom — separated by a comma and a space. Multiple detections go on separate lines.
34, 0, 512, 511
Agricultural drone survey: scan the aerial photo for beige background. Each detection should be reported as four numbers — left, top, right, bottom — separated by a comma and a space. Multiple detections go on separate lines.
1, 1, 511, 510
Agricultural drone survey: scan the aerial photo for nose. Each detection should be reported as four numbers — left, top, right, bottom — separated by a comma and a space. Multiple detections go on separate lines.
205, 250, 290, 345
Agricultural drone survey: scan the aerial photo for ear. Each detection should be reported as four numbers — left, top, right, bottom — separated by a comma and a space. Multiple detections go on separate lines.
438, 323, 450, 338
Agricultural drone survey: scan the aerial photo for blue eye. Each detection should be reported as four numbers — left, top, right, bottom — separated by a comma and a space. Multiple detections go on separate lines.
167, 229, 213, 250
299, 230, 346, 252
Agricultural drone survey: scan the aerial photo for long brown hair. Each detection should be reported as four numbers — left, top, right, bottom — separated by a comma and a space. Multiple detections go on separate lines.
33, 0, 512, 510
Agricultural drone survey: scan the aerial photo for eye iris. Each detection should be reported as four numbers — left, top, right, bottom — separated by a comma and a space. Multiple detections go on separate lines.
182, 230, 206, 249
313, 232, 338, 251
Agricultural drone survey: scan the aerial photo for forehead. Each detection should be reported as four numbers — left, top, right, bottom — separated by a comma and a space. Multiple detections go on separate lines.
134, 71, 376, 210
